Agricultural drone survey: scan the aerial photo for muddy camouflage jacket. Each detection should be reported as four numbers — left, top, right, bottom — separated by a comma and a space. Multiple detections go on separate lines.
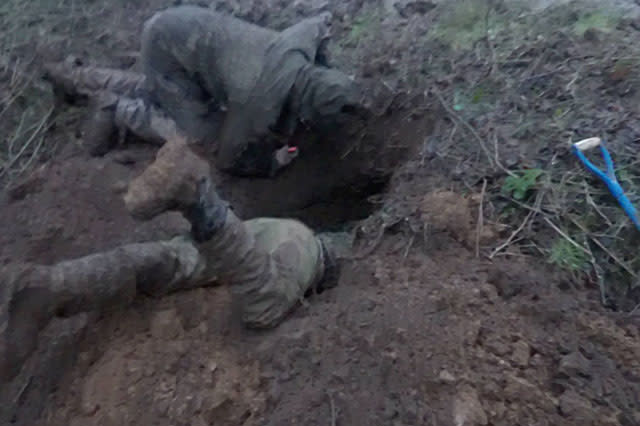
143, 6, 360, 176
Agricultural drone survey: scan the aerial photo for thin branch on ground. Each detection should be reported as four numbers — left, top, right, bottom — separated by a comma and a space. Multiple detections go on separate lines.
353, 224, 386, 260
490, 191, 543, 258
431, 88, 494, 167
501, 194, 637, 281
476, 178, 487, 258
432, 87, 517, 178
490, 209, 535, 259
484, 0, 498, 76
569, 218, 638, 278
403, 234, 415, 261
327, 391, 337, 426
491, 130, 513, 177
582, 235, 608, 306
0, 107, 53, 179
584, 182, 613, 226
543, 217, 591, 255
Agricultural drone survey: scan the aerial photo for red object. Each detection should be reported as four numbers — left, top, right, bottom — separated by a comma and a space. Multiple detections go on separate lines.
287, 146, 298, 153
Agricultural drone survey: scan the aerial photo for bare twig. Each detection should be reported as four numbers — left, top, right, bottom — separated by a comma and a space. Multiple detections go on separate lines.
581, 236, 608, 306
403, 235, 415, 261
13, 376, 32, 404
476, 179, 487, 258
490, 191, 543, 258
0, 107, 53, 178
484, 0, 498, 76
327, 391, 337, 426
491, 131, 514, 178
543, 217, 590, 255
501, 195, 637, 280
569, 218, 637, 278
431, 88, 496, 170
340, 130, 366, 159
353, 224, 386, 260
584, 182, 613, 226
14, 133, 48, 182
490, 209, 534, 259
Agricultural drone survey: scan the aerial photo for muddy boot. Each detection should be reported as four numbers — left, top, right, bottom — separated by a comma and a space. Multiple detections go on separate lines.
0, 264, 57, 382
124, 138, 211, 220
43, 55, 85, 99
43, 56, 145, 99
83, 92, 120, 156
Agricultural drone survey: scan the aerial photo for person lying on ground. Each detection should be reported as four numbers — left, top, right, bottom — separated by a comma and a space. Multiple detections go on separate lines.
44, 5, 368, 177
0, 137, 350, 385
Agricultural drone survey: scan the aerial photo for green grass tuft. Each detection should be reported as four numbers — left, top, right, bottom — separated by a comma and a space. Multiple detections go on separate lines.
549, 238, 589, 272
502, 169, 544, 201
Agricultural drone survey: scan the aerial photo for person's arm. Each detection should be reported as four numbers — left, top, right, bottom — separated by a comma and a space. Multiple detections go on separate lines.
217, 140, 298, 177
216, 102, 300, 177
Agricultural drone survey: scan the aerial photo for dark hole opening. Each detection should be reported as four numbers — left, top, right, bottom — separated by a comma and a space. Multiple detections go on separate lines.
290, 176, 389, 232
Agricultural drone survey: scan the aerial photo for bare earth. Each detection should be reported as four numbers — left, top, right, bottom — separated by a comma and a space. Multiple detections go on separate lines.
1, 0, 639, 425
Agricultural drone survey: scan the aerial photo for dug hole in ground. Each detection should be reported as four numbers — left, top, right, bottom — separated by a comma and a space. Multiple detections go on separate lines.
1, 0, 640, 425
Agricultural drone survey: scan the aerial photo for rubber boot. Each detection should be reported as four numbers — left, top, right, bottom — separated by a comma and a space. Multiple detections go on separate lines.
124, 138, 211, 220
43, 56, 85, 99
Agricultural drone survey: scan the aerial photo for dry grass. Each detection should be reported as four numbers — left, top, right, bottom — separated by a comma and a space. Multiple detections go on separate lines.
0, 0, 151, 187
346, 0, 640, 309
426, 1, 640, 308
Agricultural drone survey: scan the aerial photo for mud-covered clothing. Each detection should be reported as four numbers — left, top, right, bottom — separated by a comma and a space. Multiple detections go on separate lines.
44, 6, 362, 176
0, 210, 330, 382
0, 237, 204, 382
200, 214, 326, 327
141, 6, 361, 176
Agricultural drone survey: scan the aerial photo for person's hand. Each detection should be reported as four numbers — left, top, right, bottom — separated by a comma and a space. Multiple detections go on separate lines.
273, 145, 299, 169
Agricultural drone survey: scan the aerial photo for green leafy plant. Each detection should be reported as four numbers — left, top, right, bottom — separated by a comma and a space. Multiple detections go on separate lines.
549, 239, 589, 272
502, 169, 544, 200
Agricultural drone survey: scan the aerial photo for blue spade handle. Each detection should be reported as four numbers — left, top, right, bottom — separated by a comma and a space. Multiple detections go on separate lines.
572, 140, 640, 231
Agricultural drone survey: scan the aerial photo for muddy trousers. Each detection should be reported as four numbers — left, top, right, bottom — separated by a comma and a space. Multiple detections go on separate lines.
0, 237, 204, 381
1, 210, 325, 382
45, 62, 218, 146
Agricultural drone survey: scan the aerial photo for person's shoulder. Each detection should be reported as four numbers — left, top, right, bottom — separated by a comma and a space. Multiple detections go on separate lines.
156, 4, 219, 19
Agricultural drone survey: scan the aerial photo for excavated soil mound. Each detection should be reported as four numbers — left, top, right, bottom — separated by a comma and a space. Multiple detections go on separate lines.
3, 163, 639, 425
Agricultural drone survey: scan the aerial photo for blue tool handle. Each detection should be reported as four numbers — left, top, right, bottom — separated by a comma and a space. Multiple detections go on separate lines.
598, 143, 616, 178
603, 179, 640, 229
572, 143, 640, 231
571, 146, 609, 181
